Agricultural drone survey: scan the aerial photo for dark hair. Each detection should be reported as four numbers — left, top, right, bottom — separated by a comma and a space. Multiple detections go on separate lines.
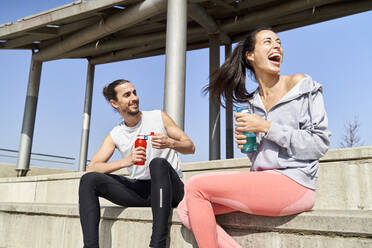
205, 26, 273, 107
102, 79, 130, 102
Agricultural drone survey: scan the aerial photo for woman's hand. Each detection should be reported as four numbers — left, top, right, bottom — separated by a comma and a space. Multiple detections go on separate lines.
234, 113, 271, 134
151, 133, 175, 149
234, 130, 247, 149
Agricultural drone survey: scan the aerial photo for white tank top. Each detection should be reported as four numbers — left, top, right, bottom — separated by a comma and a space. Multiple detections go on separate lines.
110, 110, 183, 180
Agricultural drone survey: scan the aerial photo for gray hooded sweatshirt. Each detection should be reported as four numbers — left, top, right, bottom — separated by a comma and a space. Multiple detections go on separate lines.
247, 75, 331, 190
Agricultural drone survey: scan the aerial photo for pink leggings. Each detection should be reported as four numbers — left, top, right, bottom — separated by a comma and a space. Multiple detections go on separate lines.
177, 170, 315, 248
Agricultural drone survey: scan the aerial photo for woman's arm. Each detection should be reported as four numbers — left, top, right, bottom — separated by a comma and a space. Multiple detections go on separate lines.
264, 90, 331, 160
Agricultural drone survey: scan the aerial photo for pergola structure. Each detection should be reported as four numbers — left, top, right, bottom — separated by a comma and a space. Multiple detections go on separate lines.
1, 0, 371, 176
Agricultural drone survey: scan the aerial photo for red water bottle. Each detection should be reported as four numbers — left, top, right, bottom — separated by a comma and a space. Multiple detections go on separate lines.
134, 134, 147, 166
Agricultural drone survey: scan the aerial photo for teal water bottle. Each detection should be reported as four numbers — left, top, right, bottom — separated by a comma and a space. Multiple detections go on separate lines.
236, 107, 257, 153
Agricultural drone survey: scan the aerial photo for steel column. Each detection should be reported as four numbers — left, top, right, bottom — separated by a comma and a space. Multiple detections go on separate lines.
225, 44, 233, 159
209, 34, 220, 160
16, 55, 43, 176
163, 0, 187, 130
78, 62, 95, 171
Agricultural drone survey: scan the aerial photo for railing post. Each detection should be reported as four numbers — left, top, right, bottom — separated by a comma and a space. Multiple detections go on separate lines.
209, 34, 220, 160
78, 61, 95, 171
225, 44, 233, 159
16, 54, 43, 177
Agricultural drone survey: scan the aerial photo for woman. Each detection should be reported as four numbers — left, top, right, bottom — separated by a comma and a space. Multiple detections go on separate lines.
177, 27, 331, 248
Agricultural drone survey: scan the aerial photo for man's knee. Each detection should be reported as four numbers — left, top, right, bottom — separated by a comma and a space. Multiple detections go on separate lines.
149, 158, 169, 174
149, 157, 168, 167
79, 172, 102, 190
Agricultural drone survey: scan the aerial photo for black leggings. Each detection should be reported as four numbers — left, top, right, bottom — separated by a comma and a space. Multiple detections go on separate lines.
79, 157, 184, 248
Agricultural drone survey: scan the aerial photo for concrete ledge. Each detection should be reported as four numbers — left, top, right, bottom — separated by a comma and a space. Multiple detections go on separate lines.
321, 146, 372, 162
0, 202, 371, 248
0, 203, 371, 237
0, 163, 71, 178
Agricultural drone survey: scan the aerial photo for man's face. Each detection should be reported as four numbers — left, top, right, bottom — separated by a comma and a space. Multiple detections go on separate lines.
110, 82, 139, 115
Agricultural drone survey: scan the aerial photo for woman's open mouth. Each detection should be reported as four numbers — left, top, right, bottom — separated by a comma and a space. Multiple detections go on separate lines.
268, 53, 281, 66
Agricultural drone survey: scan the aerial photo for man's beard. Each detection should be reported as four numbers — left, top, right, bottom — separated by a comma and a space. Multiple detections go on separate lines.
128, 109, 139, 116
127, 101, 139, 116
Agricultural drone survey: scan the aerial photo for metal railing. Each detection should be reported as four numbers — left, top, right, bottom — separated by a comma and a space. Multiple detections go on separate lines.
0, 148, 76, 167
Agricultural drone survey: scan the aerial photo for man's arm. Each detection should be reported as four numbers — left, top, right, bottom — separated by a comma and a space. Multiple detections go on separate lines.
86, 134, 146, 173
151, 111, 195, 154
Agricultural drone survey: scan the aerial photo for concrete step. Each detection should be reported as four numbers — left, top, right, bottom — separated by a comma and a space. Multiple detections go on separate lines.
0, 162, 71, 178
0, 147, 372, 210
0, 202, 371, 248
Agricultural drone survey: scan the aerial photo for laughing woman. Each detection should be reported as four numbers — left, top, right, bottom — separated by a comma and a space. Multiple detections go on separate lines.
177, 27, 331, 248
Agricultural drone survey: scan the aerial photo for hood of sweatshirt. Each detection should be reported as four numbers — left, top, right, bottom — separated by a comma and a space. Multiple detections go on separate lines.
249, 75, 322, 113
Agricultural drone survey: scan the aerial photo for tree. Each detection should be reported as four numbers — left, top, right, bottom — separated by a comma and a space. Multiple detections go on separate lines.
339, 116, 363, 148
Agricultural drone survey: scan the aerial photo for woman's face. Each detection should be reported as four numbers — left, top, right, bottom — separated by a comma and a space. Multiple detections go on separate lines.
246, 30, 283, 75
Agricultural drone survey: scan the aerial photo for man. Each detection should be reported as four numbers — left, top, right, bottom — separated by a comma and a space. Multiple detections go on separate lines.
79, 79, 195, 248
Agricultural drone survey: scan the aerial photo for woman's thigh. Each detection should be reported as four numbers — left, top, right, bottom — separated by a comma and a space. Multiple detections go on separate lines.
186, 170, 315, 216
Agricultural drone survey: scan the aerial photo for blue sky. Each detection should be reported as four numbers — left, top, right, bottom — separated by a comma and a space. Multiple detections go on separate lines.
0, 1, 371, 170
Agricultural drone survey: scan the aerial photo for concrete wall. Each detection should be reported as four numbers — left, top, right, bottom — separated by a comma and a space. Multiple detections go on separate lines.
0, 147, 372, 210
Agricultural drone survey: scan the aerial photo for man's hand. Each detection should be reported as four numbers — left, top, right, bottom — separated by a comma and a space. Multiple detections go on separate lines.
151, 133, 174, 149
127, 146, 147, 165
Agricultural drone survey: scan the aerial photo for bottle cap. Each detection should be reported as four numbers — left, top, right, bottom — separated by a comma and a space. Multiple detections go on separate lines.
136, 134, 146, 140
235, 107, 250, 113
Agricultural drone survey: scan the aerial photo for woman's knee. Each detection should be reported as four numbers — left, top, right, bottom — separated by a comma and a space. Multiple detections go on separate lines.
177, 199, 192, 230
184, 174, 207, 196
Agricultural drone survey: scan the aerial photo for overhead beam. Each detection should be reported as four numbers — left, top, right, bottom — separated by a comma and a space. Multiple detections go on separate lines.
90, 41, 165, 64
56, 16, 101, 35
33, 0, 167, 61
221, 0, 343, 32
89, 29, 207, 64
117, 22, 166, 36
0, 0, 135, 39
188, 3, 231, 44
59, 26, 210, 59
2, 34, 56, 49
238, 0, 276, 10
273, 0, 372, 33
231, 0, 372, 43
33, 17, 102, 50
103, 42, 209, 62
61, 32, 167, 58
275, 0, 372, 27
210, 0, 238, 12
1, 19, 90, 49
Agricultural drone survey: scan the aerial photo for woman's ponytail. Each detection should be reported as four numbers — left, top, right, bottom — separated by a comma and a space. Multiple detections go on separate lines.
204, 42, 251, 107
204, 26, 272, 107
